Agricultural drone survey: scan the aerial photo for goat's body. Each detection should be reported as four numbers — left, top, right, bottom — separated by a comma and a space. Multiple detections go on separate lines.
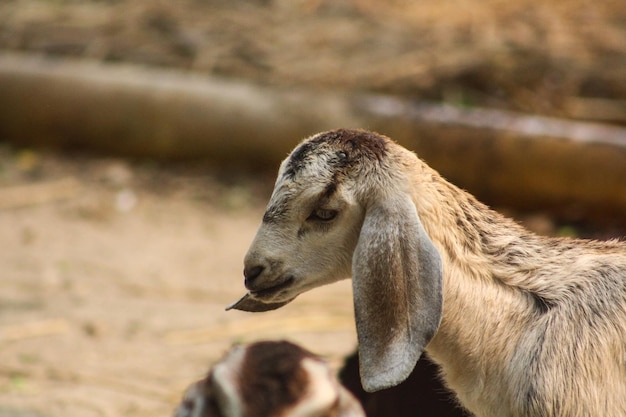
413, 163, 626, 417
234, 129, 626, 417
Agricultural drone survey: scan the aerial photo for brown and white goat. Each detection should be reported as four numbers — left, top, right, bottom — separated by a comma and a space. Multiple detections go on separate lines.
173, 340, 364, 417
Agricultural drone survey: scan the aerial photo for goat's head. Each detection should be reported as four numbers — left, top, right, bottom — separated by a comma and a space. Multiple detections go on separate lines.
228, 129, 443, 392
173, 340, 365, 417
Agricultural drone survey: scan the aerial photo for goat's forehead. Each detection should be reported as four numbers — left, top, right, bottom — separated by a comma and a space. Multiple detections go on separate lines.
263, 173, 344, 225
265, 161, 339, 221
280, 129, 389, 180
278, 145, 336, 183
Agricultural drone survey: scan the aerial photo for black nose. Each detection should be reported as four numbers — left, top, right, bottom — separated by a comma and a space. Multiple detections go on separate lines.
244, 265, 265, 288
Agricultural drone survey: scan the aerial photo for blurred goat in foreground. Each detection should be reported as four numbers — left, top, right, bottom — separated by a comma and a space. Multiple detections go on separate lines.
173, 340, 365, 417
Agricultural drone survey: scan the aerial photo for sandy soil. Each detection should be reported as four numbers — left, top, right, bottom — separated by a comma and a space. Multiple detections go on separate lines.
0, 149, 358, 417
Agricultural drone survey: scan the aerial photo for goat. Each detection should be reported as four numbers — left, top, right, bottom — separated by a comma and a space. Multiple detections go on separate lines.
338, 350, 470, 417
173, 340, 365, 417
227, 128, 626, 417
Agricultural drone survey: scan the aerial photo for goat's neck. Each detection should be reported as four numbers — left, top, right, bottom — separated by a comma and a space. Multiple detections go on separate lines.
412, 166, 548, 289
407, 164, 625, 416
410, 167, 550, 413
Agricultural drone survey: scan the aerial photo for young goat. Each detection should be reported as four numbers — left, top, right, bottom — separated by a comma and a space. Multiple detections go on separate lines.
228, 129, 626, 417
173, 340, 365, 417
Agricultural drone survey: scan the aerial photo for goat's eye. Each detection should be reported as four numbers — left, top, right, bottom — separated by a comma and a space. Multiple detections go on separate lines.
307, 208, 338, 222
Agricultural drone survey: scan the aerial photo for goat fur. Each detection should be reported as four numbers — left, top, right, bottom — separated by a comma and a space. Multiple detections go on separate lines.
173, 340, 365, 417
229, 128, 626, 417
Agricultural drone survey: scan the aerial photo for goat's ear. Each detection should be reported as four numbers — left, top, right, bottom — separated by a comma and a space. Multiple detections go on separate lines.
352, 192, 443, 392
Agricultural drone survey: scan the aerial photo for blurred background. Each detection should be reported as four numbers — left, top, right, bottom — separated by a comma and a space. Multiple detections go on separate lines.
0, 1, 624, 416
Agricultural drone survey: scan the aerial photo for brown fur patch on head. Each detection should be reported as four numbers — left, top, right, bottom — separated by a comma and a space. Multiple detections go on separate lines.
283, 129, 388, 179
263, 129, 391, 225
238, 341, 314, 417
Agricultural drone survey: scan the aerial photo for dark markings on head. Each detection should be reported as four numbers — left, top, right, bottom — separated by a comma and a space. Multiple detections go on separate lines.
238, 341, 313, 417
283, 129, 388, 180
264, 130, 387, 225
323, 180, 338, 199
284, 141, 315, 179
263, 204, 287, 224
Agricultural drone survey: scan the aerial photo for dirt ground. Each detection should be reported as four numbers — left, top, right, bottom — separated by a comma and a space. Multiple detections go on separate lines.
0, 1, 624, 417
0, 148, 360, 417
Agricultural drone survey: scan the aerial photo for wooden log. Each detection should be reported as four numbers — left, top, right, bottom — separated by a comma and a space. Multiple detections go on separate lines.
358, 97, 626, 218
0, 53, 624, 221
0, 53, 366, 169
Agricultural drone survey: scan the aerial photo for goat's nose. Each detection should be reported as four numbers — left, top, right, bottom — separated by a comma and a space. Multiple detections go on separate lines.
244, 265, 265, 288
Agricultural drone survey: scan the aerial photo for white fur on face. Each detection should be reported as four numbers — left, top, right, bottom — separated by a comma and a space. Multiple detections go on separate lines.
286, 358, 338, 417
211, 346, 246, 417
244, 179, 364, 305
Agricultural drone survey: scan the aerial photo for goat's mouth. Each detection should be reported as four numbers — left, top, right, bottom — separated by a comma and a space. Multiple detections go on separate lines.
226, 278, 297, 313
249, 276, 295, 300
